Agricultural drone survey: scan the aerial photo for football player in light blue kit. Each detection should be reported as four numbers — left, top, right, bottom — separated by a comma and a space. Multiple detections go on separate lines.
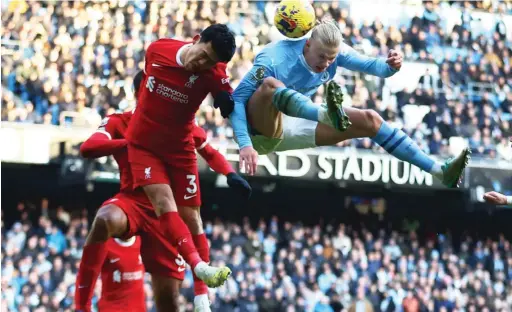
230, 21, 470, 188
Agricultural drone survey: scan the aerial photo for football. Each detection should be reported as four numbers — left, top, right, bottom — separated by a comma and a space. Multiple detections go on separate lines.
274, 0, 316, 39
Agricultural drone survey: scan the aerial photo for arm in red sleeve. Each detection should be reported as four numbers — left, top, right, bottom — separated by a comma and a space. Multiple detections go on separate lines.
197, 143, 235, 176
80, 132, 127, 159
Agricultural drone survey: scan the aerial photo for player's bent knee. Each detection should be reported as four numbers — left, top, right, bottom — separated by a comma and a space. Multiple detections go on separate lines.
363, 109, 384, 136
261, 77, 285, 92
92, 205, 127, 240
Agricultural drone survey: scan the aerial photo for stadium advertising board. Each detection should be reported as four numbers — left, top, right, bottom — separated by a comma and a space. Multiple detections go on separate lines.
207, 144, 439, 188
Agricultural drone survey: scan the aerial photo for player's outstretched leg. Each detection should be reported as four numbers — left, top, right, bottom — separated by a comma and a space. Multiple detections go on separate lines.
75, 204, 128, 311
179, 206, 212, 312
144, 184, 230, 288
314, 96, 470, 188
372, 121, 470, 188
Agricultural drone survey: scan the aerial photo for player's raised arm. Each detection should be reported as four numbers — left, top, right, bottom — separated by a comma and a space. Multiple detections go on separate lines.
336, 42, 402, 77
80, 116, 127, 159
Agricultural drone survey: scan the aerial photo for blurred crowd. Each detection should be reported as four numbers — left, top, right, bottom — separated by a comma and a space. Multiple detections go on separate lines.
2, 198, 512, 312
1, 0, 512, 160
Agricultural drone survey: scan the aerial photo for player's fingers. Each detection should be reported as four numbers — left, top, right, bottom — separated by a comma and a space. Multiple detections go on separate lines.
245, 156, 253, 176
240, 156, 246, 172
250, 154, 258, 176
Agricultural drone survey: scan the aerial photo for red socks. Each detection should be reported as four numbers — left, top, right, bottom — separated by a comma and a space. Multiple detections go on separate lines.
192, 233, 210, 295
74, 242, 108, 311
159, 212, 202, 269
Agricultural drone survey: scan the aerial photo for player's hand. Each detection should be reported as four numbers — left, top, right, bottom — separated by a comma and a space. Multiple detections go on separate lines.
386, 49, 403, 71
213, 91, 234, 119
226, 172, 252, 200
239, 146, 258, 176
483, 191, 508, 205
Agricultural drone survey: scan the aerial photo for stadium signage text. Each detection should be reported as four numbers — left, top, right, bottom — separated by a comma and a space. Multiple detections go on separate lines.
213, 147, 435, 187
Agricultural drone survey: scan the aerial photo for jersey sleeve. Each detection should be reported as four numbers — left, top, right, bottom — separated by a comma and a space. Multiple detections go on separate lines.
209, 63, 233, 97
80, 115, 127, 159
336, 42, 397, 78
230, 52, 276, 149
192, 125, 208, 150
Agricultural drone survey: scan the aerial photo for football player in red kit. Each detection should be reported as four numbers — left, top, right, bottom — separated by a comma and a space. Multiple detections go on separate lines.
97, 237, 145, 312
75, 70, 250, 312
125, 24, 236, 290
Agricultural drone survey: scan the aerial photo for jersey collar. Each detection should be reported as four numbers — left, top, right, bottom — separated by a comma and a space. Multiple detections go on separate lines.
114, 237, 136, 247
176, 43, 193, 67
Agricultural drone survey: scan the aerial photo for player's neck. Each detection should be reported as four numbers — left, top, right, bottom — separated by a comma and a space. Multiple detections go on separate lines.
180, 45, 191, 67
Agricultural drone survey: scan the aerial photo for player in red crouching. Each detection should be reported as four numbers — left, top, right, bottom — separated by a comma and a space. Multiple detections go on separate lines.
97, 237, 145, 312
75, 71, 250, 312
125, 24, 236, 290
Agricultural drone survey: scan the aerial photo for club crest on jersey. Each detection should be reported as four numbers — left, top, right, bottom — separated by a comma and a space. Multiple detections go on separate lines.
185, 74, 199, 88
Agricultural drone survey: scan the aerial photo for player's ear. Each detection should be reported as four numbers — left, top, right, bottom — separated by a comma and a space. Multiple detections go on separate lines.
192, 34, 201, 43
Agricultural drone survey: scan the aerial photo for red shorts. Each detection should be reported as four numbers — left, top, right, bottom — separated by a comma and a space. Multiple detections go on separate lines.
127, 144, 201, 207
101, 192, 186, 281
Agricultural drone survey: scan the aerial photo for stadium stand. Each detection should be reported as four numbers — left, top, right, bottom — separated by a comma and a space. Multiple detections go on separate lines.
1, 1, 512, 312
2, 196, 512, 312
1, 1, 511, 158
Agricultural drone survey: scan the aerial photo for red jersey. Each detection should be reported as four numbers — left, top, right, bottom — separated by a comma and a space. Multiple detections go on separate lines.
81, 111, 234, 195
98, 237, 145, 312
126, 39, 232, 165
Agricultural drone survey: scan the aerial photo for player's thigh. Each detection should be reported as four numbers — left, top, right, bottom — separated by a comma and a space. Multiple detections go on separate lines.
150, 274, 182, 312
275, 115, 317, 152
128, 144, 171, 188
315, 107, 384, 146
138, 211, 186, 282
128, 144, 177, 215
247, 77, 285, 138
167, 164, 202, 208
177, 205, 203, 235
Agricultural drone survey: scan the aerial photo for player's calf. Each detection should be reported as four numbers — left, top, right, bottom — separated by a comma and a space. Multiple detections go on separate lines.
142, 184, 179, 216
151, 275, 181, 312
178, 206, 203, 235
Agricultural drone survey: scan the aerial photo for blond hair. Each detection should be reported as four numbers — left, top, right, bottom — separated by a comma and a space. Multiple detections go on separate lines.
310, 19, 343, 48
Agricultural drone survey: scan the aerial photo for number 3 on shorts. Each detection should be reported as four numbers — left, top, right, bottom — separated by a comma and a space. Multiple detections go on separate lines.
186, 174, 197, 194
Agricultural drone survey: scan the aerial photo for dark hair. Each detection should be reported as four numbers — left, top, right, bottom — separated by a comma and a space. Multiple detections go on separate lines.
133, 70, 145, 95
199, 24, 236, 63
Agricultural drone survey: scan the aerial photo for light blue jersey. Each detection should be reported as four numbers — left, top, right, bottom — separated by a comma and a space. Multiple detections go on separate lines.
231, 38, 397, 149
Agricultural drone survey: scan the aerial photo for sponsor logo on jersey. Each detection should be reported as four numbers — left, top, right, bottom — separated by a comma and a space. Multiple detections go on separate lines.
155, 83, 189, 103
113, 270, 144, 283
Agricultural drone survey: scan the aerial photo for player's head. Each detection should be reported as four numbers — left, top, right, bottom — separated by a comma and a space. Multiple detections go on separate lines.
133, 70, 145, 99
185, 24, 236, 72
304, 21, 343, 73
